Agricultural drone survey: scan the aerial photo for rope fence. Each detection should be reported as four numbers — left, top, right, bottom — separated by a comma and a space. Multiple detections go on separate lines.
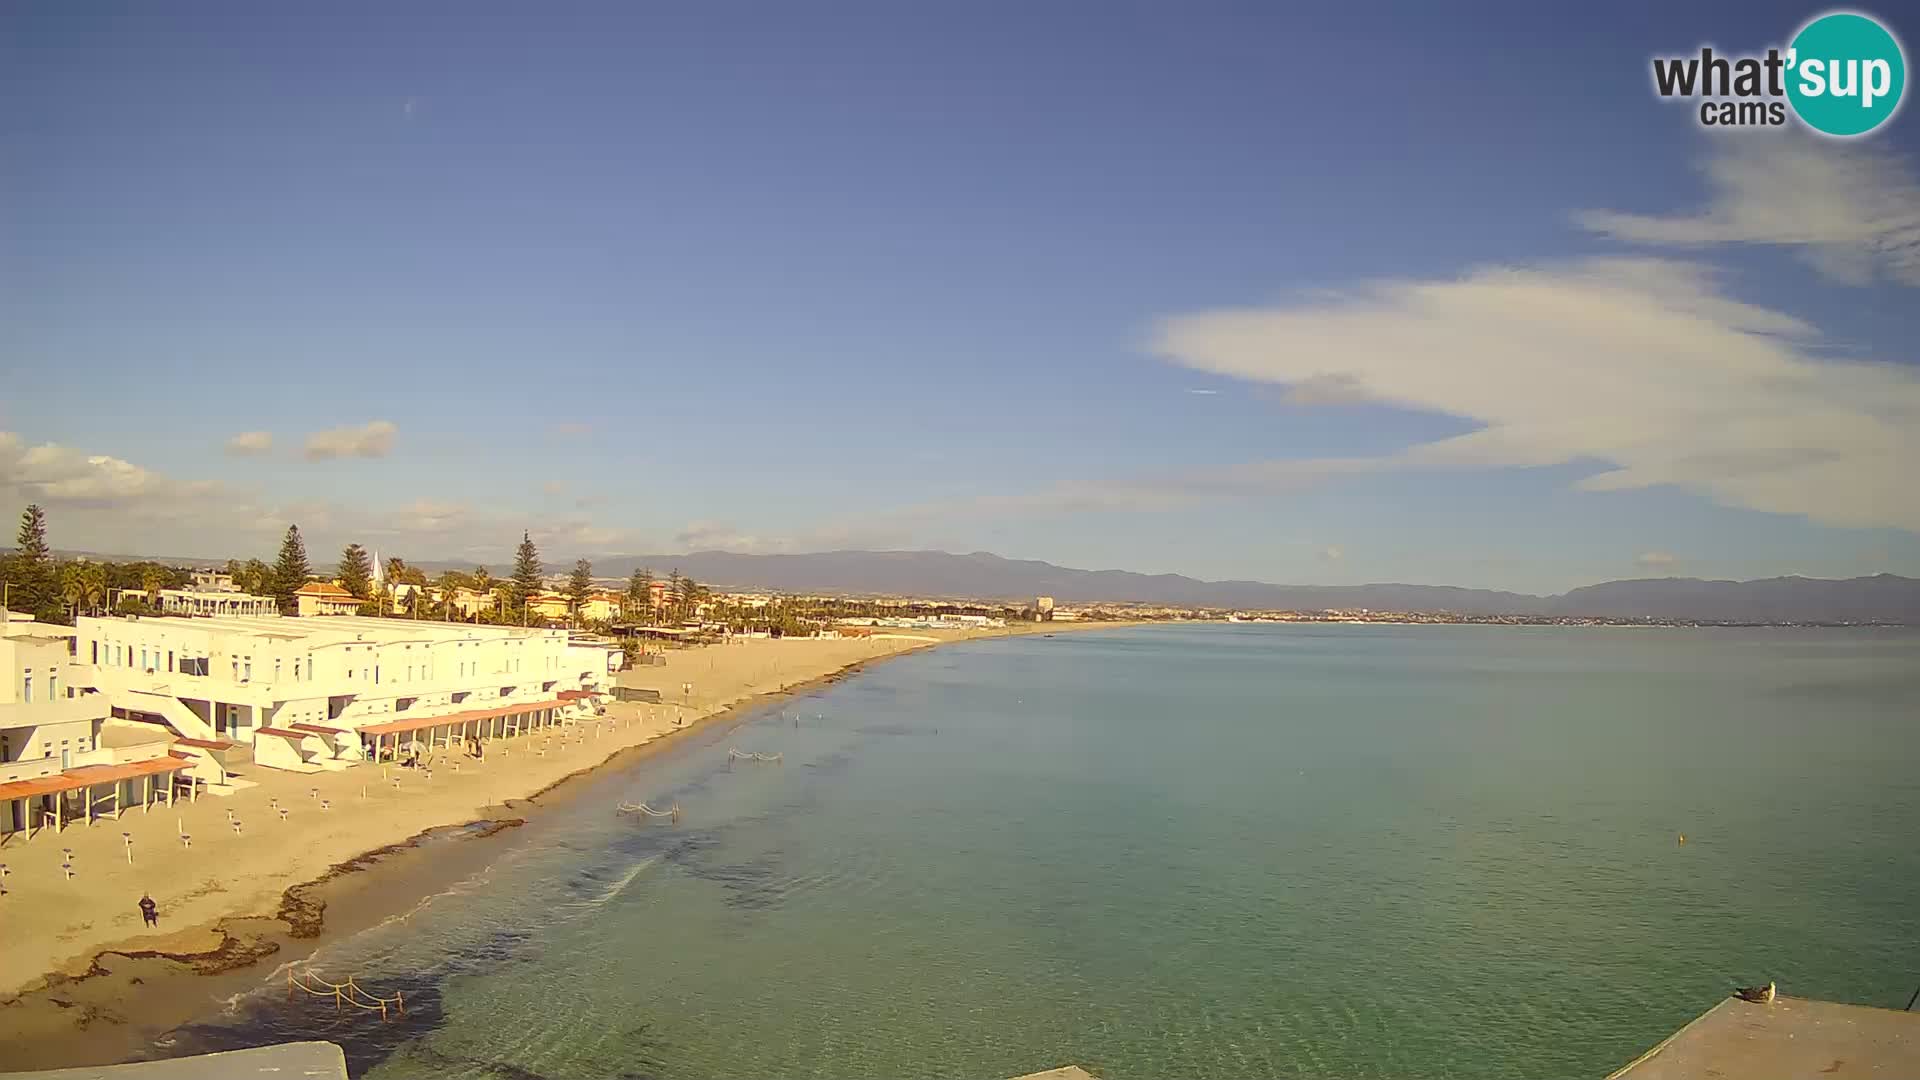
727, 748, 783, 763
287, 968, 407, 1021
618, 801, 681, 821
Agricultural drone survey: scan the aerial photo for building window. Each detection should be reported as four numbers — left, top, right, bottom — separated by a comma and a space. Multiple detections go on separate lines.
243, 660, 252, 681
168, 650, 174, 671
91, 641, 98, 664
21, 676, 30, 703
49, 673, 57, 699
275, 659, 282, 682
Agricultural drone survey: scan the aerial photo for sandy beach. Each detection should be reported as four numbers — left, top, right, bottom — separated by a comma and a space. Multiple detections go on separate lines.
0, 623, 1123, 1066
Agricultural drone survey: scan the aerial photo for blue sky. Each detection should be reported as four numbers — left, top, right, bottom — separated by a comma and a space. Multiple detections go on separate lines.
3, 1, 1918, 594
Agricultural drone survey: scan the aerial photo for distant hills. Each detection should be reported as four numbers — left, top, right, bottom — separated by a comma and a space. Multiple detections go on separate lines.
574, 550, 1916, 623
22, 545, 1920, 623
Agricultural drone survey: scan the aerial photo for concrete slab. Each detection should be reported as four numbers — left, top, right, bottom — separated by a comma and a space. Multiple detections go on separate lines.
3, 1041, 347, 1079
1609, 996, 1920, 1079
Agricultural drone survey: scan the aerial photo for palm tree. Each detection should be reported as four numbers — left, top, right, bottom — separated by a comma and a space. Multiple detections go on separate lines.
80, 564, 106, 616
141, 565, 168, 605
59, 563, 88, 622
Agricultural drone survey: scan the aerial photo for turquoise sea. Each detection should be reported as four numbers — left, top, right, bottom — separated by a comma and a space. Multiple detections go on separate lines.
165, 625, 1920, 1078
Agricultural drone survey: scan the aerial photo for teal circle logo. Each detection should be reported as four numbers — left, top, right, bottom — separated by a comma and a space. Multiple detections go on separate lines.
1786, 11, 1906, 136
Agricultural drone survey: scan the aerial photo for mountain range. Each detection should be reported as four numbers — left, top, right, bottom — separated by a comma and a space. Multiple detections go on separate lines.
21, 546, 1919, 623
499, 550, 1917, 623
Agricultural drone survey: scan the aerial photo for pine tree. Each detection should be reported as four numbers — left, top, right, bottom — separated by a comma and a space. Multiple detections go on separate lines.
271, 525, 311, 615
566, 558, 594, 617
11, 504, 60, 620
510, 532, 542, 622
338, 543, 374, 599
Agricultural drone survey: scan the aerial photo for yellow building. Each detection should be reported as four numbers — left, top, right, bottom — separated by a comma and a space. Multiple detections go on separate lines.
525, 592, 570, 621
294, 582, 360, 617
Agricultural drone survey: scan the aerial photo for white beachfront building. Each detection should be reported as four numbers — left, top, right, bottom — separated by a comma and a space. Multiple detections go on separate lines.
65, 614, 621, 770
2, 611, 194, 838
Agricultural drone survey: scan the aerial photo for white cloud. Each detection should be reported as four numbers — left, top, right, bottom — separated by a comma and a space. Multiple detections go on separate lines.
0, 431, 629, 561
1186, 388, 1218, 395
1636, 551, 1678, 569
674, 521, 766, 552
552, 422, 592, 437
1319, 545, 1345, 562
1280, 373, 1376, 407
304, 421, 398, 461
1, 433, 218, 511
541, 481, 568, 496
1152, 257, 1920, 532
224, 430, 274, 456
1576, 133, 1920, 287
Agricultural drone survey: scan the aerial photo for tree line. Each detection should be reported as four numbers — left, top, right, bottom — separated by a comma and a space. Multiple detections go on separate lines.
1, 504, 717, 630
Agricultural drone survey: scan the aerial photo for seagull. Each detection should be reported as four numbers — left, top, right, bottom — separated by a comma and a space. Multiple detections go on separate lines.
1733, 981, 1776, 1003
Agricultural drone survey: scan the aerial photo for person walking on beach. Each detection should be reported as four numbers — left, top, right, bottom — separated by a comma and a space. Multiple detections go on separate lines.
138, 893, 158, 928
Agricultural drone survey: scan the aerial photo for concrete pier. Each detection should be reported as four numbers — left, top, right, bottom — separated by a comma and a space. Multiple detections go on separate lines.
1609, 996, 1920, 1079
3, 1042, 347, 1080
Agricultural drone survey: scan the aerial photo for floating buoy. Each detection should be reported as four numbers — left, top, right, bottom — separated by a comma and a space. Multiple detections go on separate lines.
1677, 833, 1687, 846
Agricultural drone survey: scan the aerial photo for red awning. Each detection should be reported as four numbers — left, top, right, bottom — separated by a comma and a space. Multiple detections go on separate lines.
0, 754, 194, 802
289, 723, 349, 736
355, 699, 565, 738
556, 689, 597, 701
253, 727, 309, 739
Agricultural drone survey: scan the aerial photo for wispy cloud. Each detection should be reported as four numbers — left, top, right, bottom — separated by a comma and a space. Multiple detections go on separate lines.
1319, 545, 1345, 562
0, 430, 629, 561
1636, 551, 1678, 569
1186, 388, 1218, 395
224, 430, 274, 457
1576, 133, 1920, 287
304, 420, 398, 461
1152, 257, 1920, 531
552, 422, 592, 437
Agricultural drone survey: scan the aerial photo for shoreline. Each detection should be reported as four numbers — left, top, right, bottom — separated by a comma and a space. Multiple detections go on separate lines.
0, 620, 1140, 1070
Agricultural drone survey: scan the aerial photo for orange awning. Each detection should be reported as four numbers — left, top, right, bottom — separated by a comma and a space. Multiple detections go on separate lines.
355, 699, 565, 738
0, 754, 194, 803
289, 723, 350, 736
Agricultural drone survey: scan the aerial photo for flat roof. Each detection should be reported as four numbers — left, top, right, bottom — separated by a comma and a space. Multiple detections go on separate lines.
0, 753, 193, 802
1608, 996, 1920, 1079
76, 613, 564, 646
356, 698, 565, 737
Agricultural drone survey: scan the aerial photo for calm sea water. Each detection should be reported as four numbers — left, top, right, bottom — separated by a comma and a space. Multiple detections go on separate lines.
164, 625, 1920, 1079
